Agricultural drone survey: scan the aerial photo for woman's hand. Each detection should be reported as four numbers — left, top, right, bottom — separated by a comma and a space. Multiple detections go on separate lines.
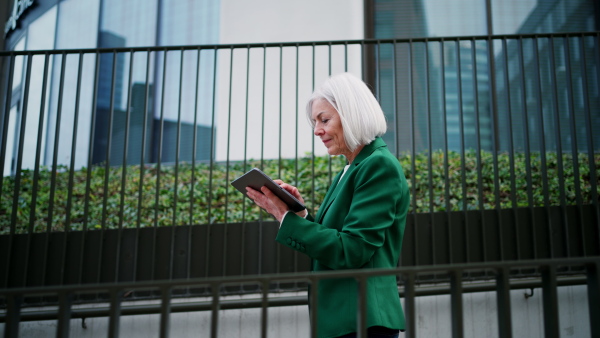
246, 180, 307, 221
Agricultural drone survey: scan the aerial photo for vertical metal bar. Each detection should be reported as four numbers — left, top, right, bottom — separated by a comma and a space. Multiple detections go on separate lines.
278, 45, 283, 179
356, 275, 368, 338
327, 43, 332, 182
137, 50, 152, 229
425, 40, 433, 214
470, 39, 483, 209
260, 280, 269, 338
541, 265, 559, 338
102, 51, 118, 230
563, 37, 585, 257
450, 270, 464, 338
168, 49, 185, 281
487, 38, 502, 207
210, 283, 220, 338
578, 34, 599, 253
471, 39, 487, 263
189, 47, 201, 227
4, 294, 22, 338
391, 41, 399, 158
0, 54, 16, 206
83, 51, 101, 232
502, 38, 520, 260
208, 47, 218, 224
309, 278, 319, 338
532, 37, 552, 258
119, 51, 135, 229
108, 290, 122, 338
496, 267, 513, 338
516, 39, 537, 259
548, 37, 568, 257
456, 40, 470, 265
187, 47, 201, 281
404, 273, 416, 338
155, 49, 168, 229
204, 48, 218, 276
441, 40, 453, 263
424, 41, 436, 266
408, 40, 418, 264
56, 291, 73, 338
10, 52, 32, 235
225, 48, 234, 223
65, 53, 85, 232
29, 53, 51, 233
79, 51, 101, 285
587, 261, 600, 337
173, 48, 184, 228
487, 38, 504, 262
134, 50, 152, 285
294, 44, 299, 194
160, 287, 172, 338
261, 46, 267, 169
310, 44, 315, 214
0, 54, 15, 290
22, 53, 50, 288
48, 54, 67, 213
114, 51, 134, 284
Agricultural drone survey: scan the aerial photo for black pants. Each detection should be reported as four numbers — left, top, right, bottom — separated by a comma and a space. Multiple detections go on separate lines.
336, 326, 400, 338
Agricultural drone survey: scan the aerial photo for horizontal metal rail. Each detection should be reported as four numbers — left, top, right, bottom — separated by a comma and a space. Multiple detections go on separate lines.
2, 275, 588, 323
1, 257, 599, 338
0, 31, 598, 55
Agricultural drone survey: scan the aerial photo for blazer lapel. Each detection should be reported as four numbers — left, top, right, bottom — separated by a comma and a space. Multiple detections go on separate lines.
316, 169, 344, 222
315, 137, 387, 224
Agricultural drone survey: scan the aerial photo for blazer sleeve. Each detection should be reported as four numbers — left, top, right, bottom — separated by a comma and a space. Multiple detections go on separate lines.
276, 154, 405, 270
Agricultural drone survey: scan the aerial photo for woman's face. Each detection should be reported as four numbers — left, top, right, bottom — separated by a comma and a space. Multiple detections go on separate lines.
311, 98, 350, 158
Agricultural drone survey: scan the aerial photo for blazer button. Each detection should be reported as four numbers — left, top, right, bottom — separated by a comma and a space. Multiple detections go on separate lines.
286, 238, 292, 245
291, 240, 296, 247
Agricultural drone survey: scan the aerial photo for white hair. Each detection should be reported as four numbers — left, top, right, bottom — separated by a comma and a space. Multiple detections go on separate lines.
306, 73, 387, 152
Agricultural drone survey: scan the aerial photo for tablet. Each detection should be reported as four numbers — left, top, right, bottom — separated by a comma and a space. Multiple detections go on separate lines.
231, 168, 306, 212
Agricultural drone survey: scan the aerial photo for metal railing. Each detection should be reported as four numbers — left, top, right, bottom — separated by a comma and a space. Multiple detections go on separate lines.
1, 32, 598, 232
0, 32, 599, 335
1, 257, 599, 338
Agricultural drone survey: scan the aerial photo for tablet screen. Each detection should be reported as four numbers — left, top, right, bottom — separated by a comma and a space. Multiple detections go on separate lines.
231, 168, 306, 212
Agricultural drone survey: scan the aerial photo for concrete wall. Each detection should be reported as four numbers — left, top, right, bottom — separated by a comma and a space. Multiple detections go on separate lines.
4, 285, 590, 337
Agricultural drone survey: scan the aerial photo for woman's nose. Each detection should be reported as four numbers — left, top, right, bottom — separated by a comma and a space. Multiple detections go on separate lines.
314, 127, 323, 136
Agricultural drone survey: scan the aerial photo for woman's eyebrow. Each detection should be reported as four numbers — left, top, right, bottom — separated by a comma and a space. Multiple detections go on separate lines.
313, 112, 326, 120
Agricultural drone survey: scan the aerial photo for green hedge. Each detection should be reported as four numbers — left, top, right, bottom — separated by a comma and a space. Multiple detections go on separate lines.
1, 151, 598, 234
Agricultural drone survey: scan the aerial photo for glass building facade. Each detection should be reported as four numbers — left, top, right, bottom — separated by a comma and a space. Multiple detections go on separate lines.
1, 0, 219, 175
372, 0, 599, 155
1, 0, 599, 176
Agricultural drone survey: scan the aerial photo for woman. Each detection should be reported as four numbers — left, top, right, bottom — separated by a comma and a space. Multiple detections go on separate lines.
246, 73, 409, 338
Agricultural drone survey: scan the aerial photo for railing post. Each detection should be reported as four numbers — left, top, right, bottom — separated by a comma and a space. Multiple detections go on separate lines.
587, 261, 600, 337
56, 291, 73, 338
4, 294, 21, 338
404, 272, 416, 338
160, 286, 172, 338
450, 270, 464, 338
356, 275, 368, 338
541, 265, 559, 338
210, 283, 220, 338
309, 277, 319, 338
496, 267, 512, 338
108, 290, 122, 338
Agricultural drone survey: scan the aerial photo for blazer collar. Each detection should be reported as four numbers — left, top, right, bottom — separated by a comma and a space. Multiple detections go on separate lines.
349, 137, 387, 167
316, 137, 387, 222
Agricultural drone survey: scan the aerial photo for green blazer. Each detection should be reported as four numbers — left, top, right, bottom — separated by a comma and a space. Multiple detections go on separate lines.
276, 137, 409, 338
